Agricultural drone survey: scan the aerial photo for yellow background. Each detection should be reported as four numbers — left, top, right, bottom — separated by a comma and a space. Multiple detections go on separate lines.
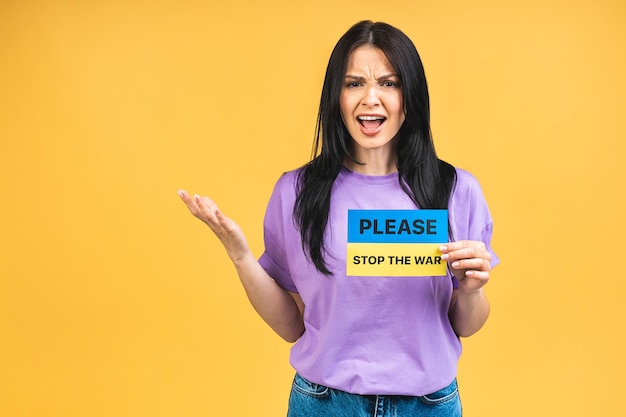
1, 0, 624, 416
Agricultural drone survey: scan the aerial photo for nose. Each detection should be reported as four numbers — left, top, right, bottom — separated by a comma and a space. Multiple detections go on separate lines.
361, 85, 380, 107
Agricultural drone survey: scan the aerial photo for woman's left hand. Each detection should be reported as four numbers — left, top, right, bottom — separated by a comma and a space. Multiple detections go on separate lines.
440, 240, 492, 293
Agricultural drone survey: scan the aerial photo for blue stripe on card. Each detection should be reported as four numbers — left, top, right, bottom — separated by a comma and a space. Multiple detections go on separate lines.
347, 209, 448, 243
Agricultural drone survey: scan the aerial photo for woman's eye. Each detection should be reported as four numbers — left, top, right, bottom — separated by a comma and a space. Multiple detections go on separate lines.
382, 81, 397, 87
346, 81, 361, 88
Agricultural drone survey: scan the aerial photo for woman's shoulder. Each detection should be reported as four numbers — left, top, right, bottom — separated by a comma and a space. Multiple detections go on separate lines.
273, 166, 302, 189
450, 166, 490, 207
453, 166, 484, 192
267, 166, 305, 201
449, 166, 495, 221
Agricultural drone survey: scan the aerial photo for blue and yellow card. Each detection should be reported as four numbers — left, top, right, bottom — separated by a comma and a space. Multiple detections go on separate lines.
346, 209, 448, 277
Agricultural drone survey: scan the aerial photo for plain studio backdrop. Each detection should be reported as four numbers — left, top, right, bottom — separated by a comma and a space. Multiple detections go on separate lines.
1, 0, 624, 416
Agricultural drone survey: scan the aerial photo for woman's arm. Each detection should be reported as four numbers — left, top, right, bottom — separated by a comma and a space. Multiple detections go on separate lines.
178, 190, 305, 342
440, 240, 492, 337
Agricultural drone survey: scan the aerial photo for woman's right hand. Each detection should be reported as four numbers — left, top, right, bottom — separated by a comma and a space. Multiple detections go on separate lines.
177, 190, 251, 264
178, 189, 305, 342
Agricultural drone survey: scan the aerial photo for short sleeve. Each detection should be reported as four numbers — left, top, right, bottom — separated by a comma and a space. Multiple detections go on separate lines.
449, 169, 500, 287
258, 172, 299, 293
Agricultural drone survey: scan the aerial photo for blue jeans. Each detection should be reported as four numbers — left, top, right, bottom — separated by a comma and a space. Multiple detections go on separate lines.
287, 373, 462, 417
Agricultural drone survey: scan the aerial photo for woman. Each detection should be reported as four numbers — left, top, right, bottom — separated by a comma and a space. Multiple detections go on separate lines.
179, 20, 498, 417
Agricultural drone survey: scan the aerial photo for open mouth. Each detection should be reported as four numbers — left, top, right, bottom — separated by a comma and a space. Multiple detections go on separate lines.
358, 115, 386, 130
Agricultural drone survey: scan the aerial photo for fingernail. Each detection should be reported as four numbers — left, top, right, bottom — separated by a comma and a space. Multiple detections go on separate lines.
452, 261, 460, 268
441, 254, 449, 260
177, 190, 185, 199
439, 245, 447, 251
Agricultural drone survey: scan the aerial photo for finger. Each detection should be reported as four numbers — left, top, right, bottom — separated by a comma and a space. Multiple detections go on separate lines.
457, 270, 490, 292
214, 209, 233, 231
194, 194, 221, 218
177, 189, 191, 204
194, 194, 221, 213
439, 241, 464, 253
442, 248, 490, 266
178, 189, 201, 214
177, 190, 221, 226
450, 258, 491, 273
440, 240, 486, 253
442, 243, 490, 263
465, 270, 490, 280
192, 194, 223, 227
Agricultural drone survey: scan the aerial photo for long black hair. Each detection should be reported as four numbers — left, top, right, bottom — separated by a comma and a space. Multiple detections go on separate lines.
294, 20, 457, 275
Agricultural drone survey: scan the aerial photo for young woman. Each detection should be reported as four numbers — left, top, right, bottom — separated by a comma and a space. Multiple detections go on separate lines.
179, 20, 499, 417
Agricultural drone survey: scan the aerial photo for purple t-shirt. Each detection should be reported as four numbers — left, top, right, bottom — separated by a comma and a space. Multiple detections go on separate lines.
259, 167, 499, 396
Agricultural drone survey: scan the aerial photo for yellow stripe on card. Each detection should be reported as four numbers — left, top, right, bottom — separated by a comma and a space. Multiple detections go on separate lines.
346, 243, 447, 277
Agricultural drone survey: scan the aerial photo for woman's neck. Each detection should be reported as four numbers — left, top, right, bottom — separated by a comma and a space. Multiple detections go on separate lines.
344, 137, 399, 176
343, 155, 397, 176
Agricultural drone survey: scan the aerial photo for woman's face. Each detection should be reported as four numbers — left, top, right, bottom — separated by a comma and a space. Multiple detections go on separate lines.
340, 46, 405, 162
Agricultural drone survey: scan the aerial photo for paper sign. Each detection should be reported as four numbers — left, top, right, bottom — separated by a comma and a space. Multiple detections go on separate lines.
346, 209, 448, 277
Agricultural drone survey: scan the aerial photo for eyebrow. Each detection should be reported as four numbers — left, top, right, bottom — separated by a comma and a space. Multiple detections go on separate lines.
344, 73, 399, 81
